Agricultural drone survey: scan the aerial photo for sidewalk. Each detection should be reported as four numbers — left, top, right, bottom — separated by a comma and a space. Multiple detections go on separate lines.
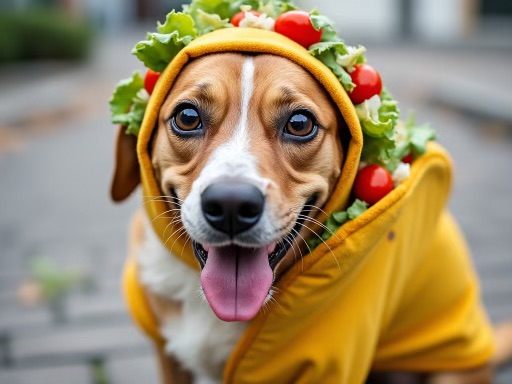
1, 29, 511, 383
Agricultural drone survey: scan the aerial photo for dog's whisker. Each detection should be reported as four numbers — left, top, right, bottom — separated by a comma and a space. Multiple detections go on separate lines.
291, 227, 312, 254
163, 227, 187, 249
181, 235, 192, 259
141, 200, 182, 208
266, 289, 284, 312
290, 204, 329, 218
149, 209, 180, 223
282, 236, 299, 264
140, 195, 183, 205
281, 237, 299, 264
162, 216, 185, 239
270, 285, 284, 295
168, 228, 190, 252
286, 230, 306, 266
297, 215, 343, 244
302, 204, 329, 217
289, 228, 311, 271
295, 222, 340, 270
145, 214, 175, 231
143, 195, 184, 202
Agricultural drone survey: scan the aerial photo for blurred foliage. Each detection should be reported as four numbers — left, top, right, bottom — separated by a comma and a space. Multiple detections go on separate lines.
29, 256, 83, 302
0, 9, 94, 63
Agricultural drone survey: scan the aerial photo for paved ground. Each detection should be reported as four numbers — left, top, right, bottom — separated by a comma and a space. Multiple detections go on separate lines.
0, 28, 511, 383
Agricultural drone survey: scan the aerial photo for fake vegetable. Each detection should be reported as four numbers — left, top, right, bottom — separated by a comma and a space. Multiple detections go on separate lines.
231, 10, 261, 26
353, 165, 394, 206
144, 69, 161, 95
274, 10, 322, 48
109, 71, 148, 136
348, 64, 382, 105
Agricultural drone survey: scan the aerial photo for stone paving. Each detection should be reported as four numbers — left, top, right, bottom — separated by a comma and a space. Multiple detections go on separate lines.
0, 29, 511, 383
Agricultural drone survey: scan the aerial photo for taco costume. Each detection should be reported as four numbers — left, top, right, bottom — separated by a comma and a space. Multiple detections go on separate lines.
118, 21, 494, 384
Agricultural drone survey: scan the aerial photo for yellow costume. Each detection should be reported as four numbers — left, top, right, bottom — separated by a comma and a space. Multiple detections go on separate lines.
123, 28, 494, 383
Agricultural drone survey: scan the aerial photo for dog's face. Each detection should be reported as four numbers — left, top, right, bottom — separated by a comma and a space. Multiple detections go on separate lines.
117, 53, 345, 322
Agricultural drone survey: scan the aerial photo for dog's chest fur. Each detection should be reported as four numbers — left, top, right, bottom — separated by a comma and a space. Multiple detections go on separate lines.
136, 220, 247, 383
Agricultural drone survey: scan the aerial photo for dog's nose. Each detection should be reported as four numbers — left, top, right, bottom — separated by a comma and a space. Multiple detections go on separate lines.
201, 182, 264, 237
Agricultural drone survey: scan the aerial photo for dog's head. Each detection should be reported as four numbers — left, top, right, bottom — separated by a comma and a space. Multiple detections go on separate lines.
111, 33, 361, 322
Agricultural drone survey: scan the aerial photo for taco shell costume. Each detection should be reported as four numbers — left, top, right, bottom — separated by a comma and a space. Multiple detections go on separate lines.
121, 27, 494, 383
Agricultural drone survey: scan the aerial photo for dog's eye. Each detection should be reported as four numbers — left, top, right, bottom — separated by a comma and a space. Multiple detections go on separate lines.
284, 112, 317, 139
171, 106, 202, 134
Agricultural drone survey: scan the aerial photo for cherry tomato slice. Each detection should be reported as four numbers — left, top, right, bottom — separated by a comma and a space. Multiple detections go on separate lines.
402, 153, 414, 164
353, 164, 393, 206
348, 64, 383, 105
231, 10, 261, 27
274, 11, 322, 48
144, 69, 160, 95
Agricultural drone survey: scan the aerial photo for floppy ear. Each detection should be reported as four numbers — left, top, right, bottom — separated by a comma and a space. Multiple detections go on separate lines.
110, 126, 141, 202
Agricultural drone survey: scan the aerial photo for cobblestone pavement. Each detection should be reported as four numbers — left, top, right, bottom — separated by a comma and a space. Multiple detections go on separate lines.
0, 29, 511, 383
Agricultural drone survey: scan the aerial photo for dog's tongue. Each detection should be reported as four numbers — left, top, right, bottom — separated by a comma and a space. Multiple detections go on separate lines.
201, 245, 273, 322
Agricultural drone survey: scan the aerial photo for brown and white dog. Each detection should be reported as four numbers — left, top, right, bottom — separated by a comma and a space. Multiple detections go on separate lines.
112, 53, 512, 384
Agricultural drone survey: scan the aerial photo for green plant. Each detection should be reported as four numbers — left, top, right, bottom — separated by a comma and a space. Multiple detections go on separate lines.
0, 9, 94, 62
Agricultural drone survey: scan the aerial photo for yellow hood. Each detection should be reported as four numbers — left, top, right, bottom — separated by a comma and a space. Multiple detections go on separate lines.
126, 27, 494, 383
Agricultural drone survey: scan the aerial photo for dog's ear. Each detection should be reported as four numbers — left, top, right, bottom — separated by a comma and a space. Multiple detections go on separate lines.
110, 126, 141, 202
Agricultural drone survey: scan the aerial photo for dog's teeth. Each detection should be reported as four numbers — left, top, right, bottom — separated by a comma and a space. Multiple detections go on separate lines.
203, 244, 210, 253
267, 243, 277, 254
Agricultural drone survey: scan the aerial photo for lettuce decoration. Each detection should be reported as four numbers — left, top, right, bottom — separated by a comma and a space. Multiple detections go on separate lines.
309, 41, 356, 91
132, 11, 197, 72
109, 71, 148, 136
362, 112, 436, 172
109, 0, 437, 249
307, 199, 368, 249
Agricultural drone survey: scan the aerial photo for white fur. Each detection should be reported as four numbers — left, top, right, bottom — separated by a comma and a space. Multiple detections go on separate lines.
181, 57, 281, 248
232, 56, 254, 152
137, 221, 247, 383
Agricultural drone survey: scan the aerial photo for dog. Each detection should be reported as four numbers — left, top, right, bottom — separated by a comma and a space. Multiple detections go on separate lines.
111, 30, 512, 384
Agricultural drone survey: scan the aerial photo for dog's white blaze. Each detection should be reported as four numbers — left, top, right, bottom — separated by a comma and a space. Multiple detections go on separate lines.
229, 57, 254, 150
181, 56, 279, 246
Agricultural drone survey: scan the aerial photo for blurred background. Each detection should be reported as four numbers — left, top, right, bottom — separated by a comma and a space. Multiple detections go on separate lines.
0, 0, 511, 383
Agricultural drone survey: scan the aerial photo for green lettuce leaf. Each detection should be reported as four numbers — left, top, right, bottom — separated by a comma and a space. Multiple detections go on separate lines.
157, 10, 197, 35
347, 199, 368, 220
361, 133, 398, 171
306, 199, 368, 249
132, 11, 197, 72
360, 89, 399, 135
257, 0, 297, 18
383, 114, 436, 169
109, 71, 148, 137
332, 211, 349, 225
309, 44, 355, 91
125, 90, 149, 136
184, 0, 259, 21
335, 45, 366, 68
194, 9, 231, 35
405, 115, 436, 155
380, 88, 400, 127
310, 11, 340, 42
309, 41, 347, 56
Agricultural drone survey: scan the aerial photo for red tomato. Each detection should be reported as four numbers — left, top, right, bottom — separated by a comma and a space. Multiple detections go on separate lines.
144, 69, 160, 95
402, 153, 414, 164
353, 164, 393, 206
348, 64, 383, 105
231, 10, 261, 27
274, 11, 322, 48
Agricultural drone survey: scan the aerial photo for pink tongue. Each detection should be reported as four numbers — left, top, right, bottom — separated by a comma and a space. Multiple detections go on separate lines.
201, 245, 273, 322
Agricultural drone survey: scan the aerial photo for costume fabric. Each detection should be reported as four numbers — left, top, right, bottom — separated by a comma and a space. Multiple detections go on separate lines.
123, 28, 494, 383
